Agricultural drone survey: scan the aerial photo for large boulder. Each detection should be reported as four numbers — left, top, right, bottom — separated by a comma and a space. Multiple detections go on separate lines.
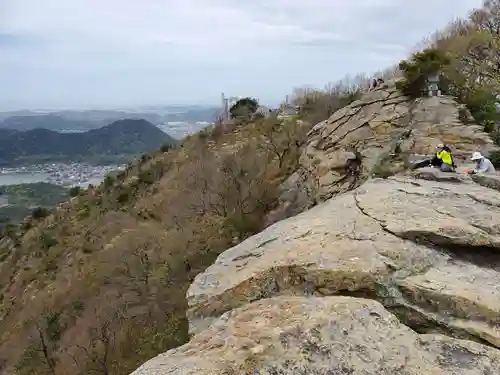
131, 296, 500, 375
187, 176, 500, 349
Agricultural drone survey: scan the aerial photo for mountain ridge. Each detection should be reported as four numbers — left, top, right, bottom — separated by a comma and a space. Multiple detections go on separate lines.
0, 106, 221, 132
0, 119, 176, 166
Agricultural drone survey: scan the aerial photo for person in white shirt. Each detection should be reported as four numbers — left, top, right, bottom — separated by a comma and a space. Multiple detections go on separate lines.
470, 151, 496, 174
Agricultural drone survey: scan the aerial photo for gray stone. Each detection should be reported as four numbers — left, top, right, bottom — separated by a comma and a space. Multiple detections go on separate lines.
286, 83, 498, 216
131, 296, 500, 375
187, 176, 500, 348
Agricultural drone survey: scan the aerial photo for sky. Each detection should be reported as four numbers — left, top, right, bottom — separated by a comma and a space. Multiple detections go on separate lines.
0, 0, 484, 110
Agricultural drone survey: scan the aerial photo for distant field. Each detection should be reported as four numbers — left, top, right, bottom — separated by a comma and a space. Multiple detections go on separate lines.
0, 182, 69, 229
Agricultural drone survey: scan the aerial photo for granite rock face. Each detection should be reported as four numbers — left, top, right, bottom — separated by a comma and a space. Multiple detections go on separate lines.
132, 296, 500, 375
129, 84, 500, 375
266, 81, 497, 224
187, 174, 500, 346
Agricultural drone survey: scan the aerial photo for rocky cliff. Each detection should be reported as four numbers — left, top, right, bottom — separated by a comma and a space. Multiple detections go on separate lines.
266, 80, 498, 224
130, 82, 500, 374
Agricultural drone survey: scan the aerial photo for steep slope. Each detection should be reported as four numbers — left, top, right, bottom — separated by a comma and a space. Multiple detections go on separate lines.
131, 84, 500, 374
0, 119, 175, 165
0, 118, 303, 375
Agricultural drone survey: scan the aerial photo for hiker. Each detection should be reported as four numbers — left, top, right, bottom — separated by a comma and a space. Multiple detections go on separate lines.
371, 79, 378, 90
412, 143, 455, 172
434, 144, 455, 172
467, 152, 496, 174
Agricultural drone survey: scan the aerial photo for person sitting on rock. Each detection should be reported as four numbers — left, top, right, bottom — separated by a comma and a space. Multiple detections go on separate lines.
430, 143, 455, 172
413, 144, 455, 171
468, 151, 496, 174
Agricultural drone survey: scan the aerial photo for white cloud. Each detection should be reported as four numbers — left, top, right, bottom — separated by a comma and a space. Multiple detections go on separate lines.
0, 0, 484, 109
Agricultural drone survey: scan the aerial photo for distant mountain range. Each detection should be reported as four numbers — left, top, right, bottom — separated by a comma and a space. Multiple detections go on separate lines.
0, 106, 221, 133
0, 119, 176, 166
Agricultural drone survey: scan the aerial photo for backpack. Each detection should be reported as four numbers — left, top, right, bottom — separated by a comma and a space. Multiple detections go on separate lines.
442, 145, 456, 168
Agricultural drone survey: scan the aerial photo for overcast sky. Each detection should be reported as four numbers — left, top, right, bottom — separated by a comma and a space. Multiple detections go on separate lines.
0, 0, 483, 110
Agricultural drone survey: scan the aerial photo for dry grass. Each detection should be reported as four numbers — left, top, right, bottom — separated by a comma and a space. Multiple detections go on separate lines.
0, 116, 309, 375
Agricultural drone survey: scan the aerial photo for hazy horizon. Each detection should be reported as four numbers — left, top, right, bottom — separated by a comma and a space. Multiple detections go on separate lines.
0, 103, 225, 113
1, 0, 483, 110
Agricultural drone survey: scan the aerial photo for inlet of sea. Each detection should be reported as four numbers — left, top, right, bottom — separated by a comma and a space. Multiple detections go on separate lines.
0, 172, 104, 187
0, 172, 49, 185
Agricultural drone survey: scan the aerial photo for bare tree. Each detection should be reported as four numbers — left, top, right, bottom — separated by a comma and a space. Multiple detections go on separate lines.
119, 247, 152, 298
34, 321, 58, 375
17, 312, 61, 375
258, 114, 307, 169
69, 308, 123, 375
290, 75, 368, 125
211, 144, 277, 240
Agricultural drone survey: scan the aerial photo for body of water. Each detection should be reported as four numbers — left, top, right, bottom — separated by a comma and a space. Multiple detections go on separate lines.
0, 172, 105, 187
0, 172, 49, 186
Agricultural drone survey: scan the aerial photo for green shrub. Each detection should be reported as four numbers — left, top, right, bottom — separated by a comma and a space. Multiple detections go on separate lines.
2, 223, 17, 239
68, 186, 81, 197
461, 87, 499, 131
445, 80, 499, 136
31, 207, 50, 220
40, 232, 57, 250
396, 48, 450, 98
489, 150, 500, 168
160, 143, 173, 152
230, 97, 259, 120
103, 175, 114, 189
76, 204, 91, 220
117, 190, 131, 203
138, 170, 155, 185
371, 164, 395, 179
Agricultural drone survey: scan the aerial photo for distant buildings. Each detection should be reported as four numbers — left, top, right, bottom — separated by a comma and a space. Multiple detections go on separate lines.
277, 104, 299, 119
44, 163, 125, 187
0, 163, 125, 188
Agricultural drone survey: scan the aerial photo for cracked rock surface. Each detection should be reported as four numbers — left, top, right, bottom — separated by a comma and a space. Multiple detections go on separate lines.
266, 81, 498, 225
186, 175, 500, 348
132, 296, 500, 375
131, 174, 500, 374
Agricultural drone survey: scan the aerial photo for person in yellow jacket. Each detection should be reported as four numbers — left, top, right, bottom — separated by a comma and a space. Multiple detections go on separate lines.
431, 143, 455, 172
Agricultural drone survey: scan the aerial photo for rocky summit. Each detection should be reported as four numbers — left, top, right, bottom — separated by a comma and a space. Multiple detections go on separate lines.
266, 80, 498, 224
130, 82, 500, 374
